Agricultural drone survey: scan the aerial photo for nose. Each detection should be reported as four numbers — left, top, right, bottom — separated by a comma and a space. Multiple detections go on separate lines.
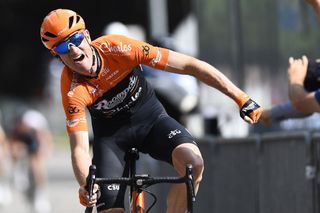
68, 44, 79, 53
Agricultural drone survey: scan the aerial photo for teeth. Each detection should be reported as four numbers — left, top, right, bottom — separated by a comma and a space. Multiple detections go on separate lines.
73, 55, 82, 60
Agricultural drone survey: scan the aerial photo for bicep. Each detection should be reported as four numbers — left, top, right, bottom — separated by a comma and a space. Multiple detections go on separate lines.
164, 50, 198, 75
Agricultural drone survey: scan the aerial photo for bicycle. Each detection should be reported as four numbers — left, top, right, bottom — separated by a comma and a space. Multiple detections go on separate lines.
85, 147, 196, 213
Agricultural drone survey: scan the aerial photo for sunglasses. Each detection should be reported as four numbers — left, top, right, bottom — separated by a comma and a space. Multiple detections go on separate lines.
52, 31, 85, 54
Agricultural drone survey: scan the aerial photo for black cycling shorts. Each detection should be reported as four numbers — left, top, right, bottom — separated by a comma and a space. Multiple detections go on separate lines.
92, 112, 196, 211
13, 131, 39, 154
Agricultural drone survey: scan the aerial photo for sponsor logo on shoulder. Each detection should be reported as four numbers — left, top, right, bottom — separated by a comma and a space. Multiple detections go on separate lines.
141, 45, 150, 56
100, 41, 132, 53
150, 48, 162, 67
68, 106, 80, 114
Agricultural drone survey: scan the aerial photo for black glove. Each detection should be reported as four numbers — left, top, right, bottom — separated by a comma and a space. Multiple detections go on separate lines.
240, 98, 262, 120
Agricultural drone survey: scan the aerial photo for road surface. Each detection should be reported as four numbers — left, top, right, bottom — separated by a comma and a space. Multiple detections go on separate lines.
0, 147, 84, 213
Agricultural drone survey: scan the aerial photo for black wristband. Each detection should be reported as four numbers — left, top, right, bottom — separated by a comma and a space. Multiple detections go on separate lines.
240, 99, 260, 119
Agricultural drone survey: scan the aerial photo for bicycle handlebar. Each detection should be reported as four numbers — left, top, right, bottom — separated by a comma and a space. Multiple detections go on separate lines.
84, 165, 96, 213
85, 164, 195, 213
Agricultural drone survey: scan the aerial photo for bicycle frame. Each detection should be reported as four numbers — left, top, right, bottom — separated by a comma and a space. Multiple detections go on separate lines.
85, 148, 195, 213
127, 148, 145, 213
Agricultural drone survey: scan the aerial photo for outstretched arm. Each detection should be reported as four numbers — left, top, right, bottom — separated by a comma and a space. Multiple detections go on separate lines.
164, 50, 263, 123
260, 101, 313, 126
287, 56, 320, 112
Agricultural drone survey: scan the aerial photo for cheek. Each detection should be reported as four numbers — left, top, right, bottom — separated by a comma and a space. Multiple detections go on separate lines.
59, 55, 69, 64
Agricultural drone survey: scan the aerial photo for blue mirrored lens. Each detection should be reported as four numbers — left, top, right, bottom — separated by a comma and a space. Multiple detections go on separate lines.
53, 32, 85, 54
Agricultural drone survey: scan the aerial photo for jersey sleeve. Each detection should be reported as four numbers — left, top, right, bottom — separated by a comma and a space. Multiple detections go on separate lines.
60, 68, 92, 133
97, 35, 169, 70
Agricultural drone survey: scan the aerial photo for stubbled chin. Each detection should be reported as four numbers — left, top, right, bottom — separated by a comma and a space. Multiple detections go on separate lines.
70, 63, 90, 76
74, 59, 91, 71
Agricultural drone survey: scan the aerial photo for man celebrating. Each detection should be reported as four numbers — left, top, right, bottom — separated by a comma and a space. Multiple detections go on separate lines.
40, 9, 262, 213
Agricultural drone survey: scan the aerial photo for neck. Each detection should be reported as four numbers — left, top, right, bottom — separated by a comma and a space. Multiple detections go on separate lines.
88, 46, 102, 78
90, 46, 97, 75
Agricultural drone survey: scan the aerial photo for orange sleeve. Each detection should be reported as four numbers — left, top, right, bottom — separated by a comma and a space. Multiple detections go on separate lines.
97, 35, 169, 70
60, 69, 93, 133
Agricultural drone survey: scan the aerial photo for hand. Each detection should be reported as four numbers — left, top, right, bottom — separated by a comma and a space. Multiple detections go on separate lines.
259, 109, 273, 126
288, 56, 308, 85
239, 98, 263, 124
79, 184, 99, 207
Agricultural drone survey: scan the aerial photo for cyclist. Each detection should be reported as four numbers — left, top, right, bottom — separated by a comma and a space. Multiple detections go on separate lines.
9, 109, 52, 213
0, 113, 12, 207
40, 9, 263, 213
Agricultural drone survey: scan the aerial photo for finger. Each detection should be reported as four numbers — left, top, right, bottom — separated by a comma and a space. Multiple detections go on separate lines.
79, 194, 88, 206
250, 108, 263, 123
93, 183, 99, 193
302, 55, 308, 65
289, 57, 294, 64
89, 193, 97, 201
79, 193, 97, 207
244, 116, 254, 124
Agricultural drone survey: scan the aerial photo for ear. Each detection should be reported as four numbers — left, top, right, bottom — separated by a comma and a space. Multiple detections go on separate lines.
50, 50, 56, 56
84, 29, 91, 43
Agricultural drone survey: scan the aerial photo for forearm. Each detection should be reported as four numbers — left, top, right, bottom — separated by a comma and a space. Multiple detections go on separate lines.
71, 147, 91, 185
191, 60, 246, 103
288, 84, 308, 104
271, 101, 312, 121
69, 131, 91, 185
165, 51, 248, 107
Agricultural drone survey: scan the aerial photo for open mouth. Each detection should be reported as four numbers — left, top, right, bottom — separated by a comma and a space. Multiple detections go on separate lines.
73, 54, 85, 62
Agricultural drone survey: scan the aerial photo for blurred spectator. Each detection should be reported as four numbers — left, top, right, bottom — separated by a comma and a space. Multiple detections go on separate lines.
260, 101, 312, 126
0, 111, 12, 207
260, 56, 320, 128
9, 109, 52, 213
260, 0, 320, 127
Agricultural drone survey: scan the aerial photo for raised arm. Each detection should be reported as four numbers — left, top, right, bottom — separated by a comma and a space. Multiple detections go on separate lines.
164, 50, 262, 123
287, 56, 320, 112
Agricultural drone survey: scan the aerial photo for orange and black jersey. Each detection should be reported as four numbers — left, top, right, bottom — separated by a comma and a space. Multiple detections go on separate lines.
60, 35, 169, 133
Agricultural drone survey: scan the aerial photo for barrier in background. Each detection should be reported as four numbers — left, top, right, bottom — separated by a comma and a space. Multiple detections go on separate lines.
136, 131, 319, 213
195, 131, 318, 213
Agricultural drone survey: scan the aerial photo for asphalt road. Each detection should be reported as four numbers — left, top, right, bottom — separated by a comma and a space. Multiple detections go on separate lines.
0, 147, 85, 213
0, 146, 173, 213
